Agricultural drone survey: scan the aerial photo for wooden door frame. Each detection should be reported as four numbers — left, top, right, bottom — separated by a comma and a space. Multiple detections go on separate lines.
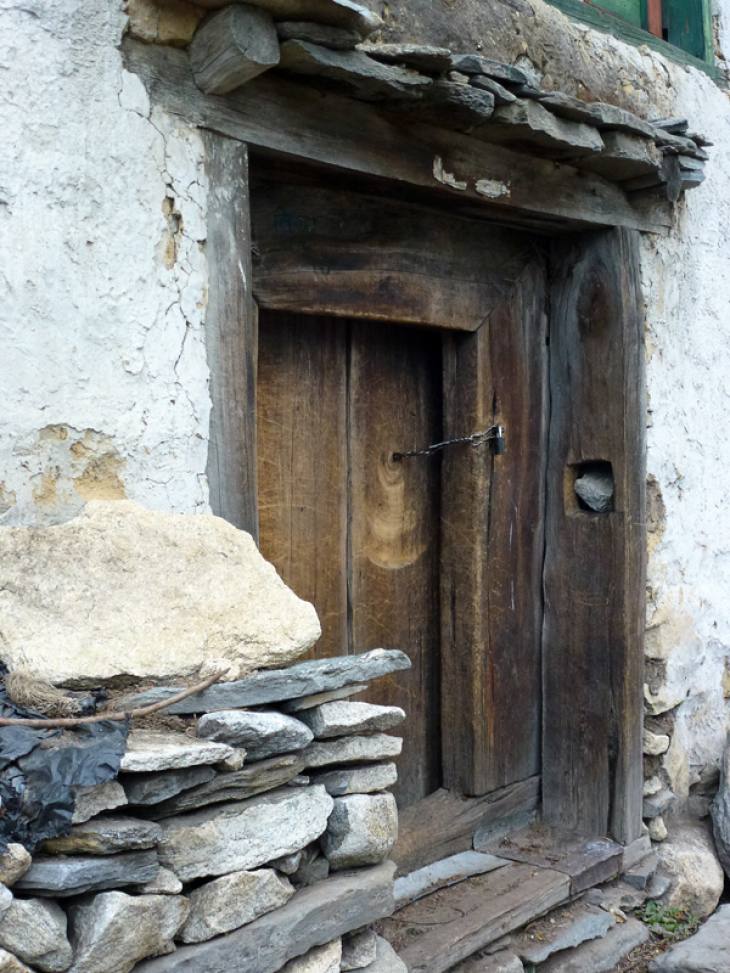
185, 84, 646, 849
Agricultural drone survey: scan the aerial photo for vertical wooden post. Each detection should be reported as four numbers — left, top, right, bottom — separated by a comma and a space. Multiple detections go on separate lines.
203, 132, 259, 538
543, 227, 645, 843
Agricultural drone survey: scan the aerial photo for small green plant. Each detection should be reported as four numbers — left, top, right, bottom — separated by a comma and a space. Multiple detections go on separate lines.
638, 900, 701, 941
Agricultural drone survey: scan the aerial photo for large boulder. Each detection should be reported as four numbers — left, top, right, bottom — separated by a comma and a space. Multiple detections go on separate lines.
0, 501, 321, 686
710, 731, 730, 876
655, 818, 724, 919
649, 903, 730, 972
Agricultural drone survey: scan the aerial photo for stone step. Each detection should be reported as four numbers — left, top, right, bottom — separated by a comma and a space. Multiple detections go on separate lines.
537, 916, 649, 972
511, 900, 615, 965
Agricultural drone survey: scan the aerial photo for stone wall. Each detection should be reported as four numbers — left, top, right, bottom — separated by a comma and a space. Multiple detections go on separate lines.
2, 0, 730, 891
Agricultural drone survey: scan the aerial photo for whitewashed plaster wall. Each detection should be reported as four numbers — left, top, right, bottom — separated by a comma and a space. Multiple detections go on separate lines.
1, 0, 730, 825
0, 0, 209, 524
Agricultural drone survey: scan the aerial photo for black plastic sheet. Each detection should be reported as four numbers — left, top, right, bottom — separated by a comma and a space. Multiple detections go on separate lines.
0, 679, 128, 852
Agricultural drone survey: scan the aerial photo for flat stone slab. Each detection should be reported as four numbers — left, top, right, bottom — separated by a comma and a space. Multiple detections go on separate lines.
311, 762, 397, 797
298, 700, 405, 739
199, 0, 381, 38
121, 765, 217, 806
536, 91, 657, 138
72, 780, 128, 824
394, 852, 509, 908
364, 937, 407, 972
125, 649, 411, 714
158, 785, 333, 880
281, 940, 342, 972
120, 731, 233, 772
146, 753, 306, 818
539, 916, 649, 972
282, 684, 368, 713
357, 43, 452, 75
277, 21, 360, 50
450, 54, 528, 86
279, 40, 432, 100
303, 733, 402, 768
452, 950, 523, 972
649, 903, 730, 971
15, 851, 158, 898
42, 815, 162, 855
342, 928, 377, 970
197, 709, 313, 758
512, 901, 615, 964
481, 99, 604, 158
180, 868, 294, 943
133, 860, 396, 973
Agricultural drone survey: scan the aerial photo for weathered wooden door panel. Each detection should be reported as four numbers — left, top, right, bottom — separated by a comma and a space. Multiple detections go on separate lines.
256, 311, 349, 658
441, 254, 549, 797
349, 322, 442, 804
543, 228, 645, 843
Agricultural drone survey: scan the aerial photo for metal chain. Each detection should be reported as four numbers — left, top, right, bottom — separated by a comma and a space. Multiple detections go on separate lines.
393, 425, 505, 461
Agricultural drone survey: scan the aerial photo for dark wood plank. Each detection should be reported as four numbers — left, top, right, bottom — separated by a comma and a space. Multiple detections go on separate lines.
393, 777, 540, 876
543, 228, 645, 844
489, 823, 623, 894
203, 133, 259, 536
256, 311, 349, 657
250, 177, 538, 330
125, 39, 670, 234
348, 322, 442, 807
441, 253, 548, 796
381, 862, 570, 973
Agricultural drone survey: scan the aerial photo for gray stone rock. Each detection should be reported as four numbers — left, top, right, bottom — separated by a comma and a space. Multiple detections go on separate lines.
159, 785, 333, 880
578, 131, 662, 182
279, 40, 432, 101
230, 0, 381, 38
0, 889, 10, 917
643, 729, 670, 755
364, 937, 407, 972
132, 860, 395, 973
450, 54, 528, 86
623, 852, 658, 890
649, 903, 730, 971
197, 709, 313, 758
484, 99, 605, 158
282, 684, 368, 713
0, 501, 320, 685
395, 81, 495, 130
291, 845, 331, 887
622, 833, 653, 870
280, 939, 342, 972
452, 950, 523, 972
271, 851, 303, 875
139, 867, 182, 895
277, 21, 360, 50
311, 762, 397, 797
125, 649, 411, 714
298, 701, 405, 739
43, 816, 162, 855
710, 732, 730, 876
15, 850, 158, 897
356, 42, 452, 75
536, 91, 657, 138
585, 878, 647, 913
0, 949, 33, 973
342, 928, 377, 970
574, 470, 615, 512
656, 818, 724, 918
649, 816, 669, 842
0, 846, 31, 888
321, 793, 398, 869
394, 852, 508, 908
72, 780, 128, 824
303, 734, 402, 769
513, 902, 615, 964
0, 897, 72, 973
146, 753, 306, 818
180, 868, 294, 944
67, 891, 189, 973
469, 74, 517, 105
122, 765, 216, 805
217, 747, 247, 771
538, 917, 648, 972
643, 788, 676, 819
120, 731, 233, 773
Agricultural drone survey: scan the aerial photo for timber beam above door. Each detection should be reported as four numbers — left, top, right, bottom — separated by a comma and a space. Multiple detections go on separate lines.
125, 39, 670, 235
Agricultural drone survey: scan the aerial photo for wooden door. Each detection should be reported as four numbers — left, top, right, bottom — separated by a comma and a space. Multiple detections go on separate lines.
257, 312, 442, 805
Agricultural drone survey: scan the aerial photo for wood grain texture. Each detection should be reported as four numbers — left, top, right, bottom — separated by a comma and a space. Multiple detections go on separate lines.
124, 39, 670, 234
203, 133, 259, 536
393, 776, 540, 876
250, 176, 538, 330
542, 228, 645, 844
349, 322, 442, 806
383, 861, 570, 973
256, 311, 348, 657
441, 252, 549, 796
190, 5, 279, 95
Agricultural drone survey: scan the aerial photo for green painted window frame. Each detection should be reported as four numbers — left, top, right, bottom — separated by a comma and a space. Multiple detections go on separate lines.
545, 0, 722, 81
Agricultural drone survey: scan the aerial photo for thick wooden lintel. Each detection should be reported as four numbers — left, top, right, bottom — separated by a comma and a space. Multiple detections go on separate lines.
203, 132, 259, 537
125, 39, 670, 234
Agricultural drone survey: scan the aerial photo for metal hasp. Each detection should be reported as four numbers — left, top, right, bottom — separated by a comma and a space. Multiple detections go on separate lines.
393, 425, 506, 461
